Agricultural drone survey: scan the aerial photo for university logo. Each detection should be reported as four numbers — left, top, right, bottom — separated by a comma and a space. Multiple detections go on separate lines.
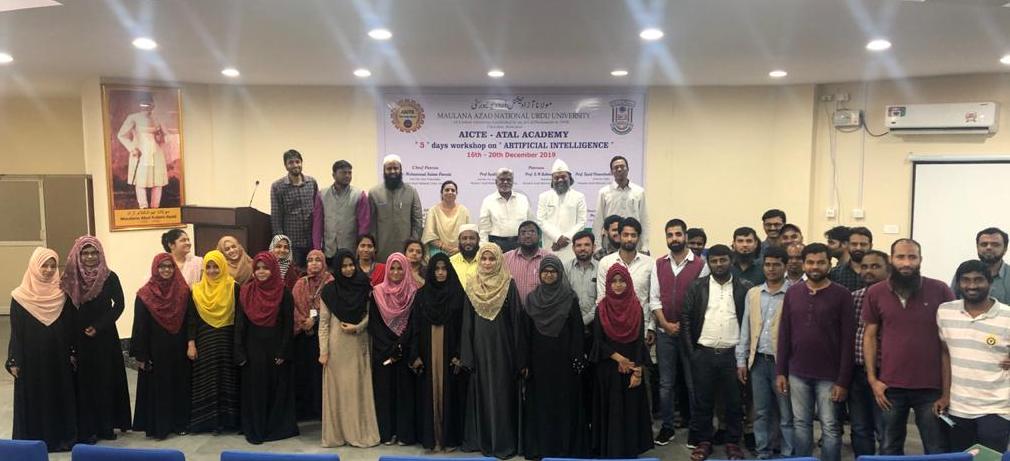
390, 99, 425, 133
609, 99, 635, 135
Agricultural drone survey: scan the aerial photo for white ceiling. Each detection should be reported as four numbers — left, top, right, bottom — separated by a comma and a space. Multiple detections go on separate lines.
1, 0, 1010, 95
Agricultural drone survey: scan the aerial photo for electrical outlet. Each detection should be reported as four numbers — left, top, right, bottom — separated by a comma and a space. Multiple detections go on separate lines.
852, 208, 865, 219
820, 94, 834, 102
833, 110, 862, 128
883, 225, 900, 234
835, 92, 850, 102
826, 208, 837, 219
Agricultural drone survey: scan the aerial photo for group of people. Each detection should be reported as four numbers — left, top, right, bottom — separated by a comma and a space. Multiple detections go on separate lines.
8, 149, 1010, 461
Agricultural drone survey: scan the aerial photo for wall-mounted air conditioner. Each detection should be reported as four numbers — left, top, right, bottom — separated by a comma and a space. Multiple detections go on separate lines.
885, 102, 999, 135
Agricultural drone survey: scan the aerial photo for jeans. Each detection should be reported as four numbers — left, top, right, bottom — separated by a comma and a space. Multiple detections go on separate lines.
657, 330, 693, 431
848, 365, 884, 456
789, 376, 841, 461
880, 388, 947, 455
751, 355, 793, 457
950, 414, 1010, 453
292, 246, 310, 268
690, 346, 742, 444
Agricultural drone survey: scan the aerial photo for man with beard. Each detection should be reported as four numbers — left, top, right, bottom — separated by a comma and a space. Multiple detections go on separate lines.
595, 155, 649, 253
732, 227, 765, 286
688, 228, 708, 258
650, 218, 709, 446
503, 220, 551, 301
862, 239, 954, 455
478, 168, 534, 253
567, 230, 599, 329
952, 227, 1010, 304
780, 224, 803, 248
270, 149, 319, 266
537, 159, 587, 263
368, 154, 424, 261
824, 226, 851, 269
450, 224, 481, 288
939, 260, 1010, 452
593, 214, 623, 261
681, 244, 752, 460
760, 209, 787, 253
785, 243, 806, 285
830, 227, 872, 291
312, 160, 370, 268
596, 217, 655, 340
847, 250, 890, 457
776, 243, 855, 461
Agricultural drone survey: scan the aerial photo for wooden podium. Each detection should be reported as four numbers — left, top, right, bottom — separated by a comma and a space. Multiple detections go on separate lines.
181, 206, 272, 257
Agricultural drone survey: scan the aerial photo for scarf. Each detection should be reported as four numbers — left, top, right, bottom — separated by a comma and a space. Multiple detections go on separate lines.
60, 235, 111, 307
240, 252, 285, 327
524, 255, 575, 337
321, 249, 372, 324
292, 249, 333, 333
465, 243, 512, 321
192, 250, 236, 328
270, 234, 293, 278
11, 247, 66, 326
419, 252, 464, 325
217, 236, 253, 284
137, 253, 189, 334
373, 252, 419, 336
597, 263, 642, 344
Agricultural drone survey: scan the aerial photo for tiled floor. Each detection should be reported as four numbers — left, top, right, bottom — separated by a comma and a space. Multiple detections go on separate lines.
0, 316, 921, 460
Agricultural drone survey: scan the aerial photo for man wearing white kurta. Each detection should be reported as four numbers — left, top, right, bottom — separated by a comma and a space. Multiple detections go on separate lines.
537, 159, 587, 264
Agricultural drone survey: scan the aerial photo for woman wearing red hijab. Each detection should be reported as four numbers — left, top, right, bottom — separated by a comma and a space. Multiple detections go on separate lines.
235, 252, 298, 444
591, 263, 653, 458
368, 252, 420, 445
131, 253, 191, 440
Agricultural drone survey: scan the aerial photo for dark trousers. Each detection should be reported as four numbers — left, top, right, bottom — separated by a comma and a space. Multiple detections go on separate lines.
489, 236, 519, 253
848, 365, 884, 456
950, 414, 1010, 453
657, 330, 694, 432
292, 246, 310, 268
880, 388, 947, 455
689, 346, 743, 444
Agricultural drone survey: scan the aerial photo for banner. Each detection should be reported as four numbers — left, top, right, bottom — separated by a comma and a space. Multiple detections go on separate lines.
378, 90, 646, 228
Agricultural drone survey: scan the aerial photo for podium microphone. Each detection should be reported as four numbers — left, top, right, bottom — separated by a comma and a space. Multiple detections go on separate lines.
248, 180, 260, 207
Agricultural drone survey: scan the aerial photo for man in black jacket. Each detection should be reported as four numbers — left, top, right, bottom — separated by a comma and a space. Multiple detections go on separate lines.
682, 244, 754, 461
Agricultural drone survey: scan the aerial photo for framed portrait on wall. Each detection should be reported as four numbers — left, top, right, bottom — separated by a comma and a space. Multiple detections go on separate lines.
101, 84, 185, 230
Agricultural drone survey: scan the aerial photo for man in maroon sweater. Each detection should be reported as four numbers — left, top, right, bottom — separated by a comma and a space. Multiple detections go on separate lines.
776, 243, 855, 461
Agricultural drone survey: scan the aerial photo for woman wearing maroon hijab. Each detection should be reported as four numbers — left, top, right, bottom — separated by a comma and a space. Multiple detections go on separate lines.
61, 235, 131, 442
590, 263, 653, 458
235, 252, 298, 444
131, 253, 191, 440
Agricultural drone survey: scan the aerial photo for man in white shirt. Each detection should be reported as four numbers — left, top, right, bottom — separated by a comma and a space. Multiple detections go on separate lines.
478, 168, 533, 253
595, 155, 649, 253
537, 159, 587, 264
597, 217, 655, 342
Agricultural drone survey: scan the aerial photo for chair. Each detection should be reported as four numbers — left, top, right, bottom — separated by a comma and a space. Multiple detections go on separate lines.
221, 451, 340, 461
71, 444, 185, 461
542, 458, 660, 461
0, 439, 48, 461
858, 454, 973, 461
709, 458, 817, 461
378, 457, 494, 461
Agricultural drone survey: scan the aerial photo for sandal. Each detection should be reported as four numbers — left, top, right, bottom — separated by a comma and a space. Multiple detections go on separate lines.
691, 441, 713, 461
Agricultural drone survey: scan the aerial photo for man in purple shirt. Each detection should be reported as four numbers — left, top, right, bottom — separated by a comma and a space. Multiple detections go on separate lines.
776, 243, 855, 461
862, 238, 954, 455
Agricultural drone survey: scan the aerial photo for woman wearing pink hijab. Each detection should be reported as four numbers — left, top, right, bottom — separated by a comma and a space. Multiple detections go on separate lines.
61, 235, 131, 442
368, 252, 420, 446
7, 247, 77, 452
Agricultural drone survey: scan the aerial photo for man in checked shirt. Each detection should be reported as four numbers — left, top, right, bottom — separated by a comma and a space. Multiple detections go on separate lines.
847, 249, 890, 457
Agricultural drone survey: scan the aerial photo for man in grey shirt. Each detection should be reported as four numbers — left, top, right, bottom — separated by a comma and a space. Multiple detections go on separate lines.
312, 160, 371, 268
952, 227, 1010, 304
368, 154, 423, 261
567, 229, 599, 330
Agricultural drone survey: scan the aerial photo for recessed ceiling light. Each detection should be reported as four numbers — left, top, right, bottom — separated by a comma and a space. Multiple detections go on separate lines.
132, 37, 158, 50
0, 52, 12, 64
1001, 55, 1010, 65
487, 69, 505, 78
368, 28, 392, 40
639, 28, 664, 41
1002, 1, 1010, 6
610, 69, 629, 77
221, 68, 240, 78
769, 69, 788, 78
353, 68, 372, 78
866, 39, 892, 51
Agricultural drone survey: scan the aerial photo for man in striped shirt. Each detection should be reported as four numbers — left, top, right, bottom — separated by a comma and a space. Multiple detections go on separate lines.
503, 220, 552, 302
938, 259, 1010, 452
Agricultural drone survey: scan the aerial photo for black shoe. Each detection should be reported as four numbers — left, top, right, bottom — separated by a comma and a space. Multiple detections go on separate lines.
713, 429, 727, 446
654, 427, 676, 446
744, 433, 756, 451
